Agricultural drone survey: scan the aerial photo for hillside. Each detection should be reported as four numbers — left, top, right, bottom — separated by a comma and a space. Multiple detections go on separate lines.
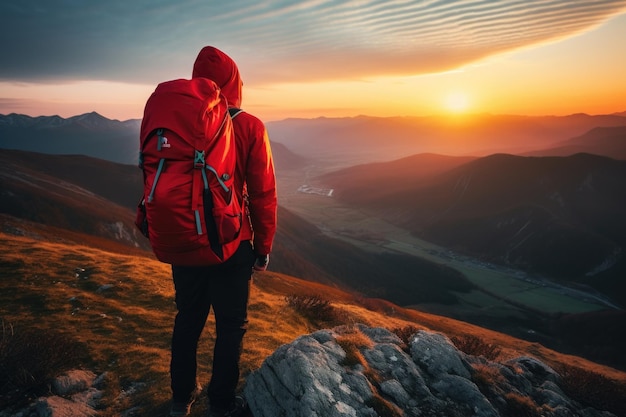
270, 141, 310, 171
0, 149, 147, 250
273, 205, 475, 306
526, 126, 626, 159
1, 230, 625, 416
317, 153, 477, 202
319, 153, 626, 306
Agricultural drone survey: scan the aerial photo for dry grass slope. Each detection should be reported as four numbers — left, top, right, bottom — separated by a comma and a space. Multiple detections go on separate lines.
1, 231, 625, 416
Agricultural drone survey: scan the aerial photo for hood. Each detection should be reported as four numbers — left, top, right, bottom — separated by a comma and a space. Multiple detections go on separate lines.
192, 46, 242, 108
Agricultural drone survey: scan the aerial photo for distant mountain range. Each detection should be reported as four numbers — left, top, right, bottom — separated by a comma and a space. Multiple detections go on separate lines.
266, 112, 626, 167
2, 111, 625, 168
0, 112, 141, 165
0, 112, 310, 167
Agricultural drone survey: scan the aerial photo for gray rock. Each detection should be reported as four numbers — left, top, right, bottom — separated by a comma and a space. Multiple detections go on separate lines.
6, 370, 103, 417
431, 374, 498, 417
244, 325, 618, 417
35, 396, 96, 417
410, 330, 472, 379
51, 370, 96, 396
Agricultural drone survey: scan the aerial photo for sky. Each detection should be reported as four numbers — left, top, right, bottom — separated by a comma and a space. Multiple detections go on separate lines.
1, 0, 626, 122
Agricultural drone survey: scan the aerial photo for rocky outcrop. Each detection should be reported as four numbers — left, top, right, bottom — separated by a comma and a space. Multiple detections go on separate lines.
244, 324, 615, 417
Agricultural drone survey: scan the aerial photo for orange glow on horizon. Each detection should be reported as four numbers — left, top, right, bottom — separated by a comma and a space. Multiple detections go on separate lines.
1, 12, 625, 123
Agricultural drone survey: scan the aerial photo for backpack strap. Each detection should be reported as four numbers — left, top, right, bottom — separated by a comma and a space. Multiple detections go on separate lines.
229, 107, 243, 119
147, 159, 166, 203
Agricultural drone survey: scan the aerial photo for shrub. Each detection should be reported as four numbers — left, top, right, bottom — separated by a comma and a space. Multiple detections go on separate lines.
336, 327, 373, 368
554, 363, 626, 417
365, 394, 403, 417
471, 363, 506, 387
285, 294, 341, 326
503, 392, 543, 417
451, 334, 502, 360
0, 321, 89, 409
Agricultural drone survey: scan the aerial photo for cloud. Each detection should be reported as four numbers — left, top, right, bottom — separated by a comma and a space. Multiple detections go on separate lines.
2, 0, 625, 85
0, 97, 37, 113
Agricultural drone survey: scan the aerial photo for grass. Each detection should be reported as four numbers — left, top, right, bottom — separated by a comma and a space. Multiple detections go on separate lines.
0, 233, 176, 415
0, 322, 90, 409
0, 232, 321, 415
1, 231, 625, 416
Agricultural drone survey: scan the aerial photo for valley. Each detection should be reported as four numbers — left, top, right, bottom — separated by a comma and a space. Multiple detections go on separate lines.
277, 163, 616, 329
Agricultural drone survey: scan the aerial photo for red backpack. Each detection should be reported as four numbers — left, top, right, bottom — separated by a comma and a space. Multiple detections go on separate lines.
135, 78, 242, 266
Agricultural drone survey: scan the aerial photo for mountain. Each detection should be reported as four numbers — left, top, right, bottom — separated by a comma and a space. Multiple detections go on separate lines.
0, 148, 142, 210
0, 112, 309, 168
317, 153, 477, 201
268, 140, 310, 171
0, 149, 148, 251
0, 112, 140, 165
3, 112, 625, 170
526, 126, 626, 159
319, 153, 626, 306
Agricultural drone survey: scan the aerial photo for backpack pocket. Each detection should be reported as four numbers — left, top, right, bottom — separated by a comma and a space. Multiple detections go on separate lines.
203, 185, 241, 246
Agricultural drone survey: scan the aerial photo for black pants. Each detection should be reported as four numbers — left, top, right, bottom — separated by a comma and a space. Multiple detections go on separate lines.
170, 241, 255, 409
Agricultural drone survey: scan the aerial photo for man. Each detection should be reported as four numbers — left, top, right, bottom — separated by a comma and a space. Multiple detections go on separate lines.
169, 46, 277, 417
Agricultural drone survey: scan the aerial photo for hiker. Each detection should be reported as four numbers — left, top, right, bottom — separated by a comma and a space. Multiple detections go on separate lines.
169, 46, 277, 417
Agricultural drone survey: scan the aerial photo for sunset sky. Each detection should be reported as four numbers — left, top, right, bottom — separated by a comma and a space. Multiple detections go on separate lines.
1, 1, 625, 122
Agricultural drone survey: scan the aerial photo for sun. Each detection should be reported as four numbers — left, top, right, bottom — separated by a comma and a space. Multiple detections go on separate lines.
443, 92, 470, 114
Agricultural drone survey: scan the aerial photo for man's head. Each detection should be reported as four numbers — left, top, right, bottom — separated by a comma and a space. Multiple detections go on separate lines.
192, 46, 242, 108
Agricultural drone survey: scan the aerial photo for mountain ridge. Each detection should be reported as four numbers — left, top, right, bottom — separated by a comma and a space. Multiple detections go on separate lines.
525, 126, 626, 159
266, 112, 626, 167
2, 111, 626, 168
0, 111, 139, 127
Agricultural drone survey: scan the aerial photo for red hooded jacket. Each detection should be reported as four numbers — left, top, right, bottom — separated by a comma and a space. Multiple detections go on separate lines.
192, 46, 277, 256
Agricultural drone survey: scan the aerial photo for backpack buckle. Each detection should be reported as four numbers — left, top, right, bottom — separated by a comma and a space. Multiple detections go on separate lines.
194, 150, 205, 168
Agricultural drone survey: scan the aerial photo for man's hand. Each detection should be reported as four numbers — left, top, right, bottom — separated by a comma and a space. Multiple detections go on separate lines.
253, 254, 269, 271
